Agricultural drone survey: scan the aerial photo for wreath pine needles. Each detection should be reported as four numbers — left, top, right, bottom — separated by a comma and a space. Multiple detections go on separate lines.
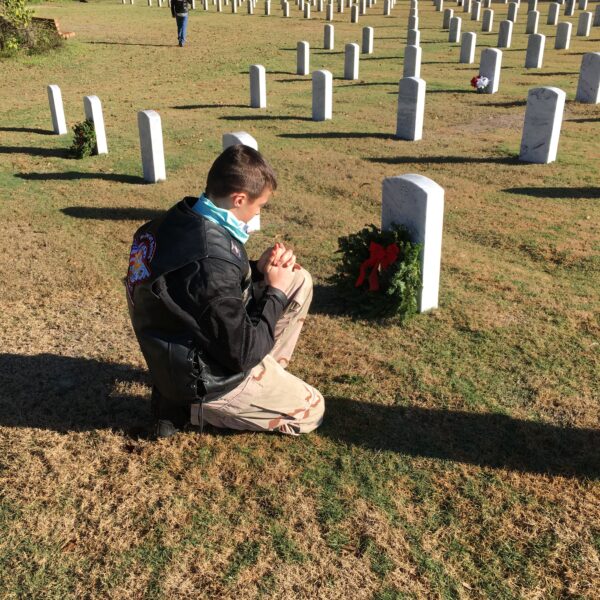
335, 224, 422, 322
70, 119, 96, 159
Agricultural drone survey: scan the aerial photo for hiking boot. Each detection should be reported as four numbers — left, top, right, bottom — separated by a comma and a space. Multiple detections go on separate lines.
151, 386, 189, 439
155, 419, 181, 438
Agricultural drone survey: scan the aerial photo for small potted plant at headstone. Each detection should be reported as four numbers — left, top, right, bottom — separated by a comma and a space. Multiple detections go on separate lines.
70, 119, 96, 158
334, 224, 422, 322
470, 74, 490, 93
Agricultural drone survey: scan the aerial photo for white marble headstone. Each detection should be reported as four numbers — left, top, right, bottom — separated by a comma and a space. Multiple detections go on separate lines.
576, 11, 592, 37
344, 43, 360, 80
362, 26, 374, 54
449, 16, 462, 42
83, 95, 108, 155
526, 9, 539, 34
459, 31, 476, 63
524, 33, 545, 69
443, 7, 454, 28
138, 110, 166, 182
403, 45, 422, 78
519, 87, 565, 164
480, 47, 502, 93
498, 19, 513, 48
324, 24, 334, 49
575, 52, 600, 103
482, 8, 493, 31
297, 41, 310, 75
547, 3, 559, 26
312, 70, 333, 121
381, 174, 445, 313
249, 65, 267, 108
396, 76, 426, 141
555, 21, 572, 49
47, 84, 67, 135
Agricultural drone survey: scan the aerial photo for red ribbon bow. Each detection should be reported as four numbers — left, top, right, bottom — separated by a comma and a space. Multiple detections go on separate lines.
355, 241, 400, 292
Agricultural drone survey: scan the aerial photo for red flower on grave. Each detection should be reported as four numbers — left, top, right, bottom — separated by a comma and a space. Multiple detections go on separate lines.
471, 76, 479, 88
355, 241, 400, 292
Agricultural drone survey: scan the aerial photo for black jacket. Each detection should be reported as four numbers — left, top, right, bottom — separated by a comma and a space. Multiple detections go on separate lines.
126, 197, 288, 406
171, 0, 190, 17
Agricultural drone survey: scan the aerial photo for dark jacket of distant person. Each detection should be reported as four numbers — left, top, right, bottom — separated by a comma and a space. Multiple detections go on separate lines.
171, 0, 190, 17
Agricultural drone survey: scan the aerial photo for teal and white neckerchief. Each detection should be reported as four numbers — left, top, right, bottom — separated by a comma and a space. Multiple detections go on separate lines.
192, 193, 250, 244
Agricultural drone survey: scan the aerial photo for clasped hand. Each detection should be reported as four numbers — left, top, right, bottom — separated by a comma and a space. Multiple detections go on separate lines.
257, 242, 301, 292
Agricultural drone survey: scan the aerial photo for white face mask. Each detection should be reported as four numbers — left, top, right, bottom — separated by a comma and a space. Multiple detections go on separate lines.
245, 215, 261, 234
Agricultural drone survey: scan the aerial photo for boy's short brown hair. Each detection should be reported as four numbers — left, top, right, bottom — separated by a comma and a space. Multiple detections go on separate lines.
206, 145, 278, 201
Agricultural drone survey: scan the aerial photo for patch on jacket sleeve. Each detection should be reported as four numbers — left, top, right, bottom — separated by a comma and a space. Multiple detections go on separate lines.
126, 233, 156, 300
231, 239, 242, 260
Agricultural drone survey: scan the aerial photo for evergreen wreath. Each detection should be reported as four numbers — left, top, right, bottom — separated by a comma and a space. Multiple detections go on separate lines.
70, 119, 96, 159
335, 224, 422, 321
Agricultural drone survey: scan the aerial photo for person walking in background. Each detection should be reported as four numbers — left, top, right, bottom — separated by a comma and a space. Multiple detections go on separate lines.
171, 0, 191, 47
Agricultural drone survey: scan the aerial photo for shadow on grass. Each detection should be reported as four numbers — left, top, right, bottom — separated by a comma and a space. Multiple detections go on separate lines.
61, 206, 164, 220
1, 353, 597, 478
0, 126, 54, 135
529, 71, 577, 77
279, 132, 396, 140
336, 81, 398, 87
1, 145, 70, 158
481, 99, 527, 107
568, 117, 600, 123
504, 187, 600, 199
219, 115, 313, 121
238, 70, 294, 74
16, 171, 145, 184
321, 396, 600, 479
366, 155, 522, 165
427, 89, 471, 94
87, 41, 173, 48
172, 103, 247, 110
0, 353, 151, 436
361, 55, 401, 61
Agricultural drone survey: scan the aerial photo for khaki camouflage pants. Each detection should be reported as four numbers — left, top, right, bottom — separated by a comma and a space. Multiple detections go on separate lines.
190, 268, 324, 435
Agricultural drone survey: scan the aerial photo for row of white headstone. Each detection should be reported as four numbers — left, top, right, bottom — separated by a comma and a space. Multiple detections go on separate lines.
396, 2, 599, 161
124, 0, 600, 33
121, 0, 395, 17
123, 0, 408, 20
388, 0, 595, 98
46, 84, 165, 183
426, 1, 600, 98
245, 0, 598, 161
444, 9, 597, 63
249, 56, 598, 163
249, 63, 334, 119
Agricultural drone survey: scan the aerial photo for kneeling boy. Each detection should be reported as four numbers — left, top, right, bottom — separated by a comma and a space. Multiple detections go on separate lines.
125, 145, 324, 437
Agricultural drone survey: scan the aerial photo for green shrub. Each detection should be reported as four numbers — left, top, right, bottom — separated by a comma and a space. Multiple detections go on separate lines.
70, 120, 97, 159
1, 0, 32, 29
0, 6, 63, 55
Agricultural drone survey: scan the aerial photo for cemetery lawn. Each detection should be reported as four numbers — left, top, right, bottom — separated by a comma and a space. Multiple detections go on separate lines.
1, 1, 599, 597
